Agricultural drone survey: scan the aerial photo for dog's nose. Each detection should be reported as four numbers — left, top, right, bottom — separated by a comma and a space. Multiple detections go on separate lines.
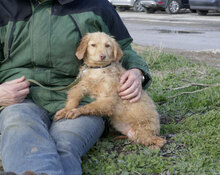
100, 54, 106, 60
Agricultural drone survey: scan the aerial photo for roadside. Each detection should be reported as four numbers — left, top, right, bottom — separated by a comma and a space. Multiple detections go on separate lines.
133, 44, 220, 70
163, 48, 220, 70
119, 11, 220, 70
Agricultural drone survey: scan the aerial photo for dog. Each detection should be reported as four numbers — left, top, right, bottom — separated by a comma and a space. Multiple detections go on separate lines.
54, 32, 166, 148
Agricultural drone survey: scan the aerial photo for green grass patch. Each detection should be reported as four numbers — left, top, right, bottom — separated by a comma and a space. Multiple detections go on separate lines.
82, 47, 220, 174
1, 47, 219, 174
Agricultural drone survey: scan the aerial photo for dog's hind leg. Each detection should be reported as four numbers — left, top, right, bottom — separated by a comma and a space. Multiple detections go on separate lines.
128, 126, 166, 148
114, 135, 128, 140
137, 134, 166, 149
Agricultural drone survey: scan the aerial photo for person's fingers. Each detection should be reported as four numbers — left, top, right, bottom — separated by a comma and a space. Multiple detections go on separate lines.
129, 90, 142, 103
119, 80, 138, 97
16, 81, 30, 91
119, 78, 134, 92
119, 69, 143, 102
5, 76, 26, 84
119, 71, 129, 85
0, 78, 29, 106
17, 87, 30, 97
120, 86, 140, 100
9, 88, 29, 104
16, 95, 28, 103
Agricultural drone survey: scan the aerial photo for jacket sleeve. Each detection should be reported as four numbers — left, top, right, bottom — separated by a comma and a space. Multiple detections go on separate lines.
102, 1, 152, 89
118, 38, 152, 89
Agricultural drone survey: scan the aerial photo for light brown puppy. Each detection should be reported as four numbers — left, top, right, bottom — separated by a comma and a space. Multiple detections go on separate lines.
55, 32, 166, 148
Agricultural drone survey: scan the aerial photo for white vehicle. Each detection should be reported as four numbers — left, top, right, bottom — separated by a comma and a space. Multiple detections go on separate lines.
109, 0, 146, 12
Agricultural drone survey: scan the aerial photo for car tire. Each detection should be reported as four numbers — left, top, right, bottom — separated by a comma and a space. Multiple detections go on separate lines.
190, 9, 196, 13
117, 6, 130, 11
146, 8, 156, 13
133, 0, 146, 12
166, 0, 181, 14
197, 10, 208, 16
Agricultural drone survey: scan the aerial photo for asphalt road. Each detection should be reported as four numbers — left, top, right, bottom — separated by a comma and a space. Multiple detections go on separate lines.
119, 11, 220, 52
118, 11, 220, 69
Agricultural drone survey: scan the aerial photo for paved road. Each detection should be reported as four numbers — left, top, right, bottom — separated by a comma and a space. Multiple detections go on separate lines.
118, 11, 220, 53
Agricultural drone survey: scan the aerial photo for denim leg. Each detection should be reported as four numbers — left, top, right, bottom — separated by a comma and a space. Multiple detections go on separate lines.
0, 100, 65, 175
50, 116, 105, 175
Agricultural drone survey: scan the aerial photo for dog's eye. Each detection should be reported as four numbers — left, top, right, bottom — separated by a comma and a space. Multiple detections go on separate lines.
91, 44, 96, 47
105, 44, 110, 48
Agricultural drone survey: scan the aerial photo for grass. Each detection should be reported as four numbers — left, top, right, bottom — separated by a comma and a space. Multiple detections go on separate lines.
81, 46, 220, 175
0, 46, 219, 174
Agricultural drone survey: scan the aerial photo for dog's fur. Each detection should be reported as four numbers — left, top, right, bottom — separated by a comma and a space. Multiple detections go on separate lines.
54, 32, 166, 148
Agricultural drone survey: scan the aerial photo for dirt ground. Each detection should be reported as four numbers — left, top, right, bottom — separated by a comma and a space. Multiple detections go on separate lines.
133, 44, 220, 70
163, 48, 220, 70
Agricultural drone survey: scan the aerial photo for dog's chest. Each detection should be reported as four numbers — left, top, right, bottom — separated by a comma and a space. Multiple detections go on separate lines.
83, 68, 120, 96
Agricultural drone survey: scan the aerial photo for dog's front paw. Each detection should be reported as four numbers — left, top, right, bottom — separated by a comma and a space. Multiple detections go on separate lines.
54, 108, 67, 121
65, 108, 81, 119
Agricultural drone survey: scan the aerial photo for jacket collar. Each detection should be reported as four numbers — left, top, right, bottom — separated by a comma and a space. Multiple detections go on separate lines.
35, 0, 75, 5
57, 0, 75, 5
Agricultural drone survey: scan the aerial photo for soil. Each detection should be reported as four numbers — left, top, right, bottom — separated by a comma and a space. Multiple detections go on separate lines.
134, 44, 220, 70
164, 48, 220, 70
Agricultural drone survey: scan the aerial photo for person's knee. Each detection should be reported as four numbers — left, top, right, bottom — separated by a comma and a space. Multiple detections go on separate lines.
50, 116, 105, 157
51, 127, 85, 157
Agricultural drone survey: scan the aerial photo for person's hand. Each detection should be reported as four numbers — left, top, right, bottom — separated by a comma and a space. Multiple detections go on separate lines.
118, 68, 143, 103
0, 76, 30, 106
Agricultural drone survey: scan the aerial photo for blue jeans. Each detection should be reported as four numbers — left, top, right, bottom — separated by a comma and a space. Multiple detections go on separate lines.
0, 100, 105, 175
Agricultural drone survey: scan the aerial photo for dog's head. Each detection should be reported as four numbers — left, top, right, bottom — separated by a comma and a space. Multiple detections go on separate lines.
75, 32, 123, 66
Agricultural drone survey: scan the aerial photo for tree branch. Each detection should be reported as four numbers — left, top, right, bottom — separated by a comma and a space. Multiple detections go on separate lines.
168, 87, 209, 99
168, 80, 220, 99
172, 80, 220, 91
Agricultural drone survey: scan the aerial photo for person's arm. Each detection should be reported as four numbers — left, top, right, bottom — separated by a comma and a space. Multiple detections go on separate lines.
118, 68, 143, 103
118, 41, 151, 103
118, 41, 152, 89
0, 42, 30, 107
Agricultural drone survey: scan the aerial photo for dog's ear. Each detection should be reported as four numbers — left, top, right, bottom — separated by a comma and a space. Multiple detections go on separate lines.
113, 40, 123, 62
75, 34, 90, 60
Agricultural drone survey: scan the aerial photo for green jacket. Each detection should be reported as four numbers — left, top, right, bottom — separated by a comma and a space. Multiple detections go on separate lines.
0, 0, 152, 117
